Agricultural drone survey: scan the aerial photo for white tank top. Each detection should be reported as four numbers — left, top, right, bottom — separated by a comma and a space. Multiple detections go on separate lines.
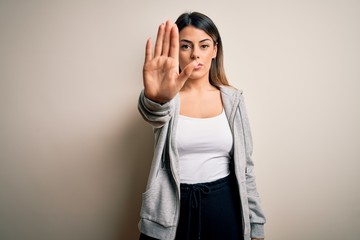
176, 110, 233, 184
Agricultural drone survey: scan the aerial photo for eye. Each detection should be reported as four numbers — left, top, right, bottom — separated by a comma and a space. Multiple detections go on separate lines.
180, 44, 191, 50
200, 44, 210, 49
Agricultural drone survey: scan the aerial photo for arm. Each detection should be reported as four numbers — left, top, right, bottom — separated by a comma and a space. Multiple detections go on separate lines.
239, 93, 266, 239
138, 90, 176, 128
139, 20, 197, 127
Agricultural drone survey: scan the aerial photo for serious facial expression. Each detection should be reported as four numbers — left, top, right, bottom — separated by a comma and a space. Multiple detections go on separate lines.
178, 26, 217, 80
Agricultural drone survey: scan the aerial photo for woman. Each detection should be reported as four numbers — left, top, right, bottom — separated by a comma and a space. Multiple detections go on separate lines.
138, 12, 266, 240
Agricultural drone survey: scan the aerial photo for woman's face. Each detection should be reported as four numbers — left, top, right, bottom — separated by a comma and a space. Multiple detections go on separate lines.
178, 26, 217, 80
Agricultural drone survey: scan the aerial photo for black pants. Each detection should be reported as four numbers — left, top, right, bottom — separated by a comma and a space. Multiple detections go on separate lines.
140, 174, 243, 240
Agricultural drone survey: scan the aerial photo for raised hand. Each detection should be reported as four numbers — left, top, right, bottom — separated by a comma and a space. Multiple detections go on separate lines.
143, 20, 197, 104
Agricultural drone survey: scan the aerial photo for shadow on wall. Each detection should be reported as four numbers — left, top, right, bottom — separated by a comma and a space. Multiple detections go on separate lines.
116, 110, 154, 240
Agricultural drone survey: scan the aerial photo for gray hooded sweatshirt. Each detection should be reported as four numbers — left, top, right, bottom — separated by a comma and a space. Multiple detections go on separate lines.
138, 85, 266, 240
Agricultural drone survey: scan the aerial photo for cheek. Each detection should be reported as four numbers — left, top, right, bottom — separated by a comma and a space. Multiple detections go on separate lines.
203, 54, 213, 67
207, 51, 216, 60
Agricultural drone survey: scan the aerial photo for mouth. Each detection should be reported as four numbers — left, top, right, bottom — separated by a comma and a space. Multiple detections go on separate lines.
194, 63, 203, 70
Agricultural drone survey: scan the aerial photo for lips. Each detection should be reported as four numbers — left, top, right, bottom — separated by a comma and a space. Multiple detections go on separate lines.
194, 63, 203, 70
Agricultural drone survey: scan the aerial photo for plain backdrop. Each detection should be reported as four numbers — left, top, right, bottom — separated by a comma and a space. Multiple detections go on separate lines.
1, 0, 359, 239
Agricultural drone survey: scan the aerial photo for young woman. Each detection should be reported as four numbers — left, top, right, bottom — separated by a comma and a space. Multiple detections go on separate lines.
138, 12, 266, 240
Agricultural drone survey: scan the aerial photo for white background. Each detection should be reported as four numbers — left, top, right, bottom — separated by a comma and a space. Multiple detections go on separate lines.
1, 0, 359, 239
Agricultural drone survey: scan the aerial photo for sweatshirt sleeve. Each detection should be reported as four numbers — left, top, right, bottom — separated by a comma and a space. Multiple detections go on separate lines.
137, 90, 176, 128
239, 92, 266, 238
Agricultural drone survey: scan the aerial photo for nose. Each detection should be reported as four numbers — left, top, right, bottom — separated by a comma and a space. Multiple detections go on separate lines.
191, 47, 200, 59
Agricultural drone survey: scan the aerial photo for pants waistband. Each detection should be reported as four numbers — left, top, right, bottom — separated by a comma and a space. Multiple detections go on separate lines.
180, 174, 234, 193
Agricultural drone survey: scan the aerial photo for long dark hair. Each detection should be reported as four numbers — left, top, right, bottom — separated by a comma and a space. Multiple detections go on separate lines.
175, 12, 229, 86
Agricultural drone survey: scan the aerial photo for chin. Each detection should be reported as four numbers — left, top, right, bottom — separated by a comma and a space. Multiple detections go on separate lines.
189, 72, 208, 81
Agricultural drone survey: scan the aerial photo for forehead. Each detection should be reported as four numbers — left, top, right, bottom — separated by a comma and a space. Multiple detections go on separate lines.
179, 26, 212, 41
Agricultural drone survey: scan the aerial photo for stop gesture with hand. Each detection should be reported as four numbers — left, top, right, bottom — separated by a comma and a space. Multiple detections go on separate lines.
143, 20, 197, 104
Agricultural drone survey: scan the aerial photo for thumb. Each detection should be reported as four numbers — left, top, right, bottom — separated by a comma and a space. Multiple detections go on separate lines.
177, 60, 197, 84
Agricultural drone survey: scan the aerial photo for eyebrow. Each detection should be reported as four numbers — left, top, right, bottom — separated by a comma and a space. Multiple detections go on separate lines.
179, 38, 212, 44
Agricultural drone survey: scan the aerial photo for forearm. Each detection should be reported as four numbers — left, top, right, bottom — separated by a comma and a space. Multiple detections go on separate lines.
138, 90, 175, 128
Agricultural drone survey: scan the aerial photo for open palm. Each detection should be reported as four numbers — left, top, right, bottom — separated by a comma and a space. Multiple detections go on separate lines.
143, 20, 196, 103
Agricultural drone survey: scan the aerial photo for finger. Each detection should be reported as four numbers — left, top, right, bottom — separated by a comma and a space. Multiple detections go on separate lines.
169, 24, 179, 60
177, 60, 197, 84
161, 20, 172, 56
144, 38, 152, 63
154, 23, 165, 57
